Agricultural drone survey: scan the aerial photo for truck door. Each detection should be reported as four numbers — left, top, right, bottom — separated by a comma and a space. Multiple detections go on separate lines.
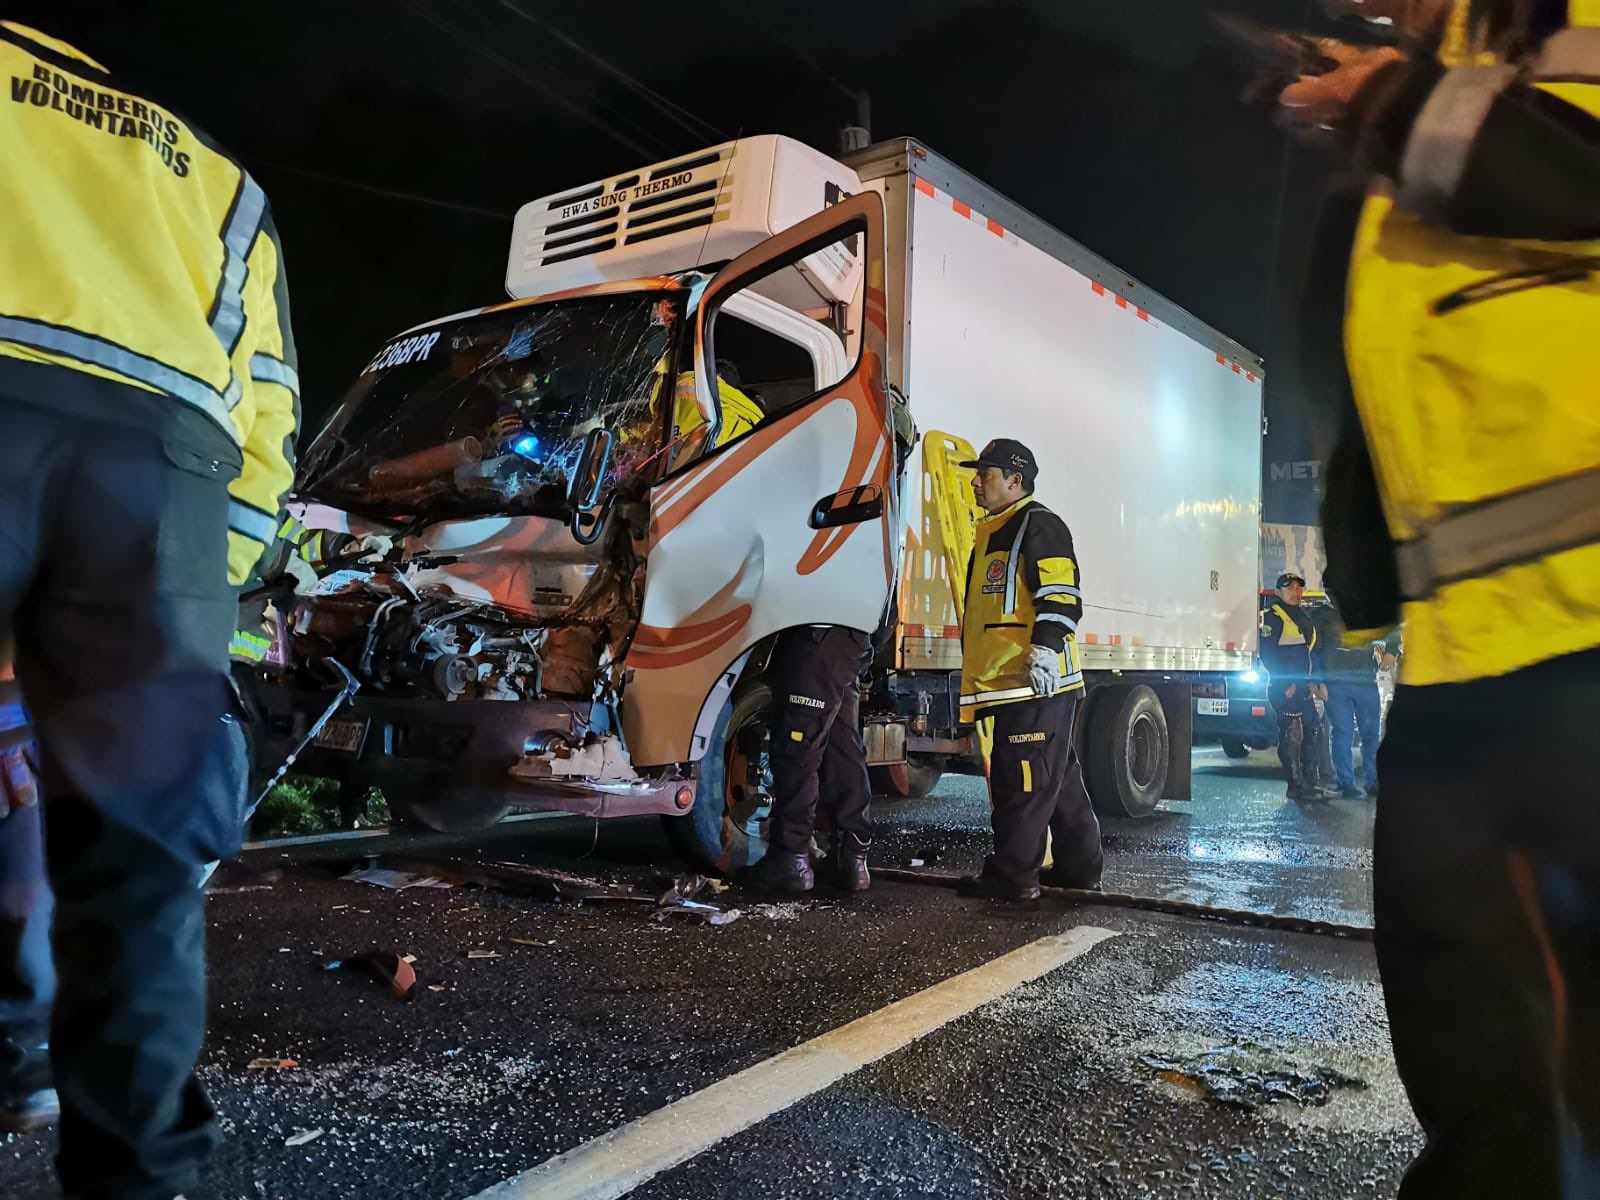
622, 191, 897, 767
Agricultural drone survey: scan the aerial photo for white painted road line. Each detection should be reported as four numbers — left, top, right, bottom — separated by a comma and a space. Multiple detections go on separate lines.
467, 925, 1119, 1200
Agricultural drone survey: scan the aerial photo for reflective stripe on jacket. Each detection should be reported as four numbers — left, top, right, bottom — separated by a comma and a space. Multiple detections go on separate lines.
1344, 18, 1600, 686
0, 23, 299, 586
1259, 603, 1318, 687
959, 495, 1085, 717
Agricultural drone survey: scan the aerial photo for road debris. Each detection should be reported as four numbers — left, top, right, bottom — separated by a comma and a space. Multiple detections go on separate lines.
508, 937, 549, 947
379, 856, 635, 901
343, 862, 457, 890
651, 875, 745, 925
247, 1058, 301, 1071
651, 903, 743, 926
284, 1128, 325, 1147
654, 873, 728, 905
750, 902, 809, 921
466, 949, 501, 960
323, 950, 417, 1000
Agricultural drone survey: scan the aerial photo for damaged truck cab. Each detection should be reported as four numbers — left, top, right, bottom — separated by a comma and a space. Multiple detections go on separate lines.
253, 140, 901, 859
249, 134, 1264, 871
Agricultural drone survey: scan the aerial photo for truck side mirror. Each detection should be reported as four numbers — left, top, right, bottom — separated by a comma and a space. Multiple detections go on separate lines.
568, 427, 614, 545
568, 427, 614, 512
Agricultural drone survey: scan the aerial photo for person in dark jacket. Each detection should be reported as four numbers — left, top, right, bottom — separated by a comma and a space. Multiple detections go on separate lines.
1259, 574, 1333, 800
1320, 603, 1399, 798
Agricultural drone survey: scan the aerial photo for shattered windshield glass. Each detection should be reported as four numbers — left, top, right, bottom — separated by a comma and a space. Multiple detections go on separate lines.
299, 293, 681, 521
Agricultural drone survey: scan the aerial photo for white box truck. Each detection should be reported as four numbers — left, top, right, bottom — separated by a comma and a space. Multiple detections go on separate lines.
253, 135, 1262, 870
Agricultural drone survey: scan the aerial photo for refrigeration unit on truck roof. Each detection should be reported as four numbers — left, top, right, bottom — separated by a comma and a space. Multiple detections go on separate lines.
506, 135, 865, 311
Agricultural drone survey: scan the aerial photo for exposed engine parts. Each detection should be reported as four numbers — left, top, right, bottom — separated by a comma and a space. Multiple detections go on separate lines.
276, 512, 643, 707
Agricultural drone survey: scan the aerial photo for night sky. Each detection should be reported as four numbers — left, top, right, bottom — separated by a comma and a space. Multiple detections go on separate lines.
19, 0, 1349, 523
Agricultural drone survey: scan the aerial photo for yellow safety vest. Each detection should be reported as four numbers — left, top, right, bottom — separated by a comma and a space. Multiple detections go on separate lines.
1344, 15, 1600, 686
672, 372, 765, 451
0, 23, 299, 585
960, 495, 1085, 717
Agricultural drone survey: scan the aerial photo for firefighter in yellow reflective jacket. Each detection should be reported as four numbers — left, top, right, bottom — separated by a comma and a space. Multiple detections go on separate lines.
0, 22, 299, 1194
953, 440, 1102, 902
1279, 2, 1600, 1194
228, 515, 388, 664
670, 367, 765, 461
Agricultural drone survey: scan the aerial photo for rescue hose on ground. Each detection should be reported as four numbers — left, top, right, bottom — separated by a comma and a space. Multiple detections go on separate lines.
872, 867, 1374, 941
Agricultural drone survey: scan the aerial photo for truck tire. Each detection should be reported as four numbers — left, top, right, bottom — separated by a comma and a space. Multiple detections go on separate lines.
869, 753, 946, 800
662, 681, 774, 875
1221, 740, 1250, 759
388, 788, 513, 834
1085, 684, 1169, 819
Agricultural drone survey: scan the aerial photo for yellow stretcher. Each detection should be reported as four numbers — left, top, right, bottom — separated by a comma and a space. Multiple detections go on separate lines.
922, 430, 983, 626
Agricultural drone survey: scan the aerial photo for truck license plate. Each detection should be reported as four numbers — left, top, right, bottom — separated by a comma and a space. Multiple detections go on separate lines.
1196, 698, 1229, 716
315, 718, 368, 753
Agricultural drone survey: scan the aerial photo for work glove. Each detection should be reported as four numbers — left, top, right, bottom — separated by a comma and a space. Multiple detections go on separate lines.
0, 704, 38, 820
1027, 646, 1062, 699
355, 533, 395, 562
284, 553, 320, 595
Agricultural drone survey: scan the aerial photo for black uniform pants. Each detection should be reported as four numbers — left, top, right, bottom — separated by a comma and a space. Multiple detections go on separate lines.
1376, 647, 1600, 1200
0, 397, 241, 1200
768, 626, 872, 856
1270, 681, 1324, 788
980, 693, 1102, 889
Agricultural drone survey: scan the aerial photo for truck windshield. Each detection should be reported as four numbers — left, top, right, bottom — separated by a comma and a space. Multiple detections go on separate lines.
299, 293, 681, 521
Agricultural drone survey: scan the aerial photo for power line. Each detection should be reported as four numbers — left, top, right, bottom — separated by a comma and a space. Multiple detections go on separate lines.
444, 0, 670, 154
495, 0, 726, 144
251, 157, 510, 220
400, 0, 664, 160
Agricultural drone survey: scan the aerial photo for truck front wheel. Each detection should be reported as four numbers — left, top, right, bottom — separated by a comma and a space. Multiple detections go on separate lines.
661, 681, 775, 874
869, 753, 946, 800
388, 788, 513, 834
1084, 684, 1169, 819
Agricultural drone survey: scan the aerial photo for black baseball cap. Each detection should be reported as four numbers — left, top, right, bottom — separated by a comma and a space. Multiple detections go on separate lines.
960, 439, 1038, 485
1276, 572, 1307, 588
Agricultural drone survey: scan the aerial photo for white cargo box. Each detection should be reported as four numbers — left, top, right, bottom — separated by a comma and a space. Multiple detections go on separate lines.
506, 135, 865, 311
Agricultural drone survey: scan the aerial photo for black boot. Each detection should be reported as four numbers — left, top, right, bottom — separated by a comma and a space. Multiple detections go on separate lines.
0, 1032, 58, 1133
956, 871, 1040, 902
1039, 865, 1103, 891
1280, 719, 1315, 800
827, 840, 871, 892
744, 851, 815, 895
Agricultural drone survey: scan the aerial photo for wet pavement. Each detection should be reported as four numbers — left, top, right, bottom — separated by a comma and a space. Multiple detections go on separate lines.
874, 745, 1377, 928
1, 745, 1414, 1198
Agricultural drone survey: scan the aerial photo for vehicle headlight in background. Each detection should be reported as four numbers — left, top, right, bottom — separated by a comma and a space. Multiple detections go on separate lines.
1238, 669, 1260, 684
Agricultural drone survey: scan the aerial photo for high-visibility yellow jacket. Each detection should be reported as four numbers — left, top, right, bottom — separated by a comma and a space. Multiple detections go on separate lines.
0, 23, 299, 586
960, 495, 1085, 717
231, 514, 359, 664
1343, 11, 1600, 685
672, 372, 765, 452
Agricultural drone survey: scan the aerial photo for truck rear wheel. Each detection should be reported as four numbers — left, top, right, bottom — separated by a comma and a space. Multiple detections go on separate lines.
661, 681, 774, 874
1085, 684, 1169, 819
869, 753, 946, 800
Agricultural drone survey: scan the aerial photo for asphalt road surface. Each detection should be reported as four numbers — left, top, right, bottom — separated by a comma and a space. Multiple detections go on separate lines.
2, 746, 1417, 1199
